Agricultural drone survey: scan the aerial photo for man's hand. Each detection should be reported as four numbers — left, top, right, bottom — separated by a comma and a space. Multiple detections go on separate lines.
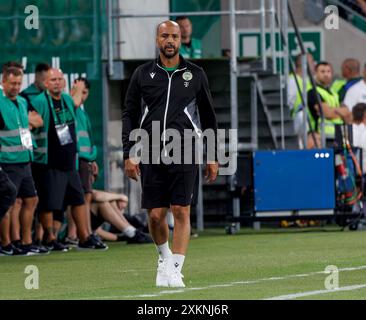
205, 162, 219, 183
124, 158, 140, 181
315, 104, 352, 123
315, 103, 335, 119
336, 106, 353, 124
71, 80, 84, 107
28, 111, 43, 129
71, 80, 84, 95
117, 199, 127, 211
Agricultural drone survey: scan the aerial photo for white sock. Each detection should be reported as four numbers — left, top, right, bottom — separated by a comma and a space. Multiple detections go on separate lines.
169, 254, 185, 274
156, 241, 172, 260
123, 226, 136, 238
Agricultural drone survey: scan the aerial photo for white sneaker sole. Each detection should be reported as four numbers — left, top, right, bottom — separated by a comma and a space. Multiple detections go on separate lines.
168, 281, 186, 288
156, 275, 170, 287
168, 273, 185, 288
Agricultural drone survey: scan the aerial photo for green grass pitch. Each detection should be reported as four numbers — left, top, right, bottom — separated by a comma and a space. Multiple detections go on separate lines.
1, 227, 366, 300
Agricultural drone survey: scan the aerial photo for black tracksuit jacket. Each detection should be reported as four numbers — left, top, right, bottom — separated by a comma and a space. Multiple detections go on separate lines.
122, 55, 218, 161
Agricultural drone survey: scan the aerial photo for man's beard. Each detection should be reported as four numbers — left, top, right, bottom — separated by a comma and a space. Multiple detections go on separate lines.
6, 91, 18, 99
51, 89, 62, 96
160, 45, 179, 59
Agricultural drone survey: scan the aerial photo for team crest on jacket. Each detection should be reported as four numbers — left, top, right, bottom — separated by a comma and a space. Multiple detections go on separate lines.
182, 71, 193, 81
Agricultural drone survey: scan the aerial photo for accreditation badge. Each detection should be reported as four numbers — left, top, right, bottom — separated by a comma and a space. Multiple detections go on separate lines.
19, 128, 33, 150
55, 124, 73, 146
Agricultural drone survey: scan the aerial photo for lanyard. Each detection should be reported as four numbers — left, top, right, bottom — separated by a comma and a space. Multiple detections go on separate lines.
45, 91, 67, 125
12, 100, 23, 129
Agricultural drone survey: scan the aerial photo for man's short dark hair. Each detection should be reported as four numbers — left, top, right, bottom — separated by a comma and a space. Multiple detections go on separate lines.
35, 63, 51, 74
352, 103, 366, 122
2, 66, 24, 80
315, 61, 331, 71
295, 54, 302, 69
176, 16, 190, 23
156, 20, 181, 36
342, 58, 360, 74
76, 77, 90, 90
2, 61, 23, 73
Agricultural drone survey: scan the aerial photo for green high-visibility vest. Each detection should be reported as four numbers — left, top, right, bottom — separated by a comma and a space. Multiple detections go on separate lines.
21, 83, 42, 103
179, 38, 202, 59
76, 105, 97, 162
290, 74, 312, 117
331, 79, 346, 96
311, 86, 343, 138
0, 93, 33, 163
31, 91, 78, 164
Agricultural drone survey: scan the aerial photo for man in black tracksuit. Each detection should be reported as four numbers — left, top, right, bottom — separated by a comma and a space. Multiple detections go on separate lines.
122, 20, 218, 288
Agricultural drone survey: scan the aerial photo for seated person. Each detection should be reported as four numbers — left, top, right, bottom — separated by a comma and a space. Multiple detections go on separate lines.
65, 189, 152, 245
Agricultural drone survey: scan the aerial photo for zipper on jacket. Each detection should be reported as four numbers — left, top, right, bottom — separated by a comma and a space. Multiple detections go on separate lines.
156, 64, 187, 156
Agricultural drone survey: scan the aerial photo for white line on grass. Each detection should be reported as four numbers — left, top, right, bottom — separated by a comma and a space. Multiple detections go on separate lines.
265, 284, 366, 300
83, 265, 366, 300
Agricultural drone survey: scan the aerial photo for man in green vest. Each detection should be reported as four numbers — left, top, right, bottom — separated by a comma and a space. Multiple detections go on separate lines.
31, 68, 107, 251
71, 77, 98, 240
20, 63, 51, 104
176, 16, 202, 59
2, 61, 44, 130
20, 62, 48, 134
0, 64, 17, 224
0, 65, 42, 256
1, 61, 45, 253
307, 61, 352, 147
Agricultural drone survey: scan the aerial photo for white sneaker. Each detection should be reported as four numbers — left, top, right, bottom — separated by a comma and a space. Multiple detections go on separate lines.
156, 259, 170, 287
168, 269, 185, 288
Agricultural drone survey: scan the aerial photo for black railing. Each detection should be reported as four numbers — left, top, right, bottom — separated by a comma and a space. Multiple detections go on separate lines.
288, 2, 327, 148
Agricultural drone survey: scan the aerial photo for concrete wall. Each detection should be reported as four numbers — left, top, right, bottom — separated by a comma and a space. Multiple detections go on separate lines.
287, 0, 366, 77
220, 0, 366, 76
117, 0, 169, 59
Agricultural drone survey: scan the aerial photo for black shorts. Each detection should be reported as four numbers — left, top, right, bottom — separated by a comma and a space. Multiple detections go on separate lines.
140, 163, 198, 209
0, 163, 37, 198
0, 167, 17, 219
32, 164, 85, 212
191, 172, 199, 207
79, 159, 93, 194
